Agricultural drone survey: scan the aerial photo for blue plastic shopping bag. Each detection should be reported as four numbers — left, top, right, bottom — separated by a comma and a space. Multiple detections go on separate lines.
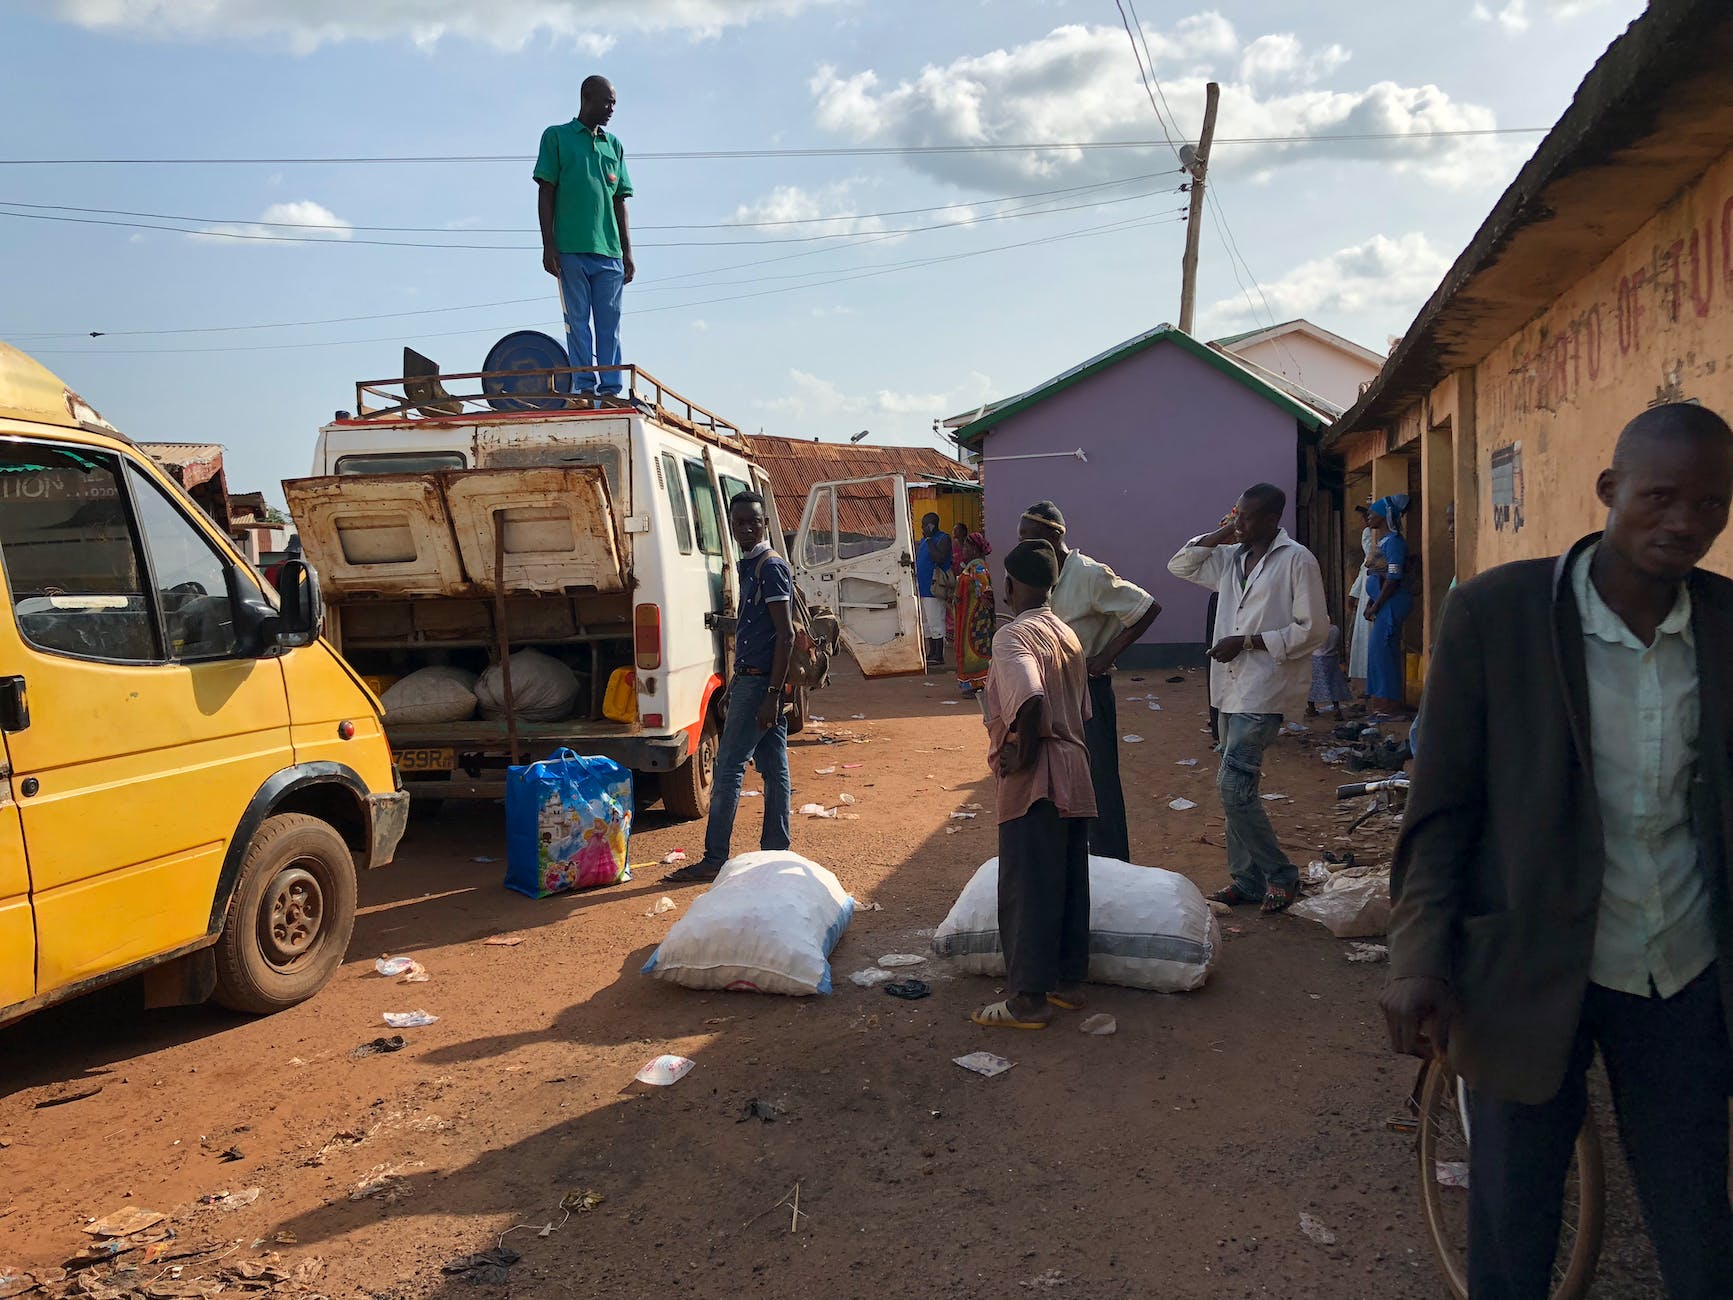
504, 749, 634, 899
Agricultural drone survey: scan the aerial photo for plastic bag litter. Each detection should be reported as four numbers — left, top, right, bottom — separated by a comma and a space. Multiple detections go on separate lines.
633, 1055, 695, 1086
1304, 861, 1333, 886
850, 967, 897, 988
1079, 1013, 1117, 1036
954, 1051, 1015, 1078
1122, 734, 1145, 743
933, 856, 1219, 993
1435, 1161, 1470, 1189
641, 850, 854, 996
1168, 798, 1198, 811
1347, 942, 1389, 964
381, 666, 477, 725
800, 803, 838, 819
876, 953, 925, 968
1298, 1213, 1336, 1247
476, 648, 579, 723
1176, 759, 1199, 767
646, 896, 677, 917
383, 1010, 438, 1028
375, 956, 428, 983
1289, 873, 1392, 939
839, 792, 857, 805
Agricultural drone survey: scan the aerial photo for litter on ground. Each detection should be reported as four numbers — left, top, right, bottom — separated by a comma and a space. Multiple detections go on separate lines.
1168, 798, 1198, 811
633, 1055, 696, 1086
954, 1051, 1015, 1078
1079, 1013, 1117, 1036
382, 1010, 438, 1028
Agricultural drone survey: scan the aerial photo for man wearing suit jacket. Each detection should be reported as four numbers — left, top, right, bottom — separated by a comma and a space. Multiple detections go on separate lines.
1382, 402, 1733, 1300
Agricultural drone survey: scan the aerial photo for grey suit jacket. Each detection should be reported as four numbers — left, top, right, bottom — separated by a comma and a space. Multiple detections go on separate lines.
1389, 533, 1733, 1104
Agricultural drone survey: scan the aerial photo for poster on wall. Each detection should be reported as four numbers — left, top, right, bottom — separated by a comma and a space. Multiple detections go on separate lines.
1491, 442, 1525, 533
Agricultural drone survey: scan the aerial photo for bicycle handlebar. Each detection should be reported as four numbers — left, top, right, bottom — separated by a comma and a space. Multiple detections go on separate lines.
1336, 774, 1411, 800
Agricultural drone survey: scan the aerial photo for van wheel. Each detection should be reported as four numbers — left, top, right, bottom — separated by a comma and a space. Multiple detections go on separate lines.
213, 814, 358, 1015
663, 712, 718, 820
787, 685, 808, 735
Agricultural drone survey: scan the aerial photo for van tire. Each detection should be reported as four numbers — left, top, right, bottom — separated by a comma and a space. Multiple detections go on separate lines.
212, 814, 358, 1015
663, 712, 718, 821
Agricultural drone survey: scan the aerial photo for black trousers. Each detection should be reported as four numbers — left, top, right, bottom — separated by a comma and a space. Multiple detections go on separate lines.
998, 798, 1090, 996
1083, 674, 1129, 860
1467, 966, 1733, 1300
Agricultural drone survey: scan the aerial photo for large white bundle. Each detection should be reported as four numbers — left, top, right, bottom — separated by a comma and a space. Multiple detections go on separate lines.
641, 851, 854, 996
476, 649, 580, 723
932, 856, 1219, 993
381, 666, 477, 725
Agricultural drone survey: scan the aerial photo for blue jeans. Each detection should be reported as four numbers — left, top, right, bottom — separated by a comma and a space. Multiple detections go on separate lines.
556, 252, 625, 395
701, 675, 791, 867
1216, 712, 1296, 897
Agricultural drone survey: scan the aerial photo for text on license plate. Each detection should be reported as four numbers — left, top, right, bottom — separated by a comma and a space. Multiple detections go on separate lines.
394, 747, 456, 773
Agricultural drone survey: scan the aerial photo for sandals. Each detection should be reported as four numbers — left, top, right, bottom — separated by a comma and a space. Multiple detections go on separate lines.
971, 999, 1050, 1030
662, 861, 722, 885
1046, 991, 1087, 1011
1261, 885, 1296, 915
1206, 883, 1262, 907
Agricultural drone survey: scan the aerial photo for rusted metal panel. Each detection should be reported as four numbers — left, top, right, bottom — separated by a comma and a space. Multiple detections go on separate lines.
284, 474, 466, 597
443, 466, 625, 595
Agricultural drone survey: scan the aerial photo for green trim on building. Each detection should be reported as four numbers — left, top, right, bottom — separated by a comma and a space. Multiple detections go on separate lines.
955, 327, 1326, 445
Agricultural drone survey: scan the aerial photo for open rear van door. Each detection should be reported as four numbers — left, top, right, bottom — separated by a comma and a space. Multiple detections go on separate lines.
791, 473, 924, 677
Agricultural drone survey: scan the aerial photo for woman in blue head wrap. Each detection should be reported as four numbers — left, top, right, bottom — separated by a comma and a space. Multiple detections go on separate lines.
1362, 494, 1413, 711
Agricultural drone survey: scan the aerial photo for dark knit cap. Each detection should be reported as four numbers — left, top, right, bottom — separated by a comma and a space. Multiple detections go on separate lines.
1020, 500, 1066, 532
1004, 538, 1060, 589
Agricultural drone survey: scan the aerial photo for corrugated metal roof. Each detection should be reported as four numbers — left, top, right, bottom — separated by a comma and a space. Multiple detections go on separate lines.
142, 442, 226, 489
748, 435, 977, 535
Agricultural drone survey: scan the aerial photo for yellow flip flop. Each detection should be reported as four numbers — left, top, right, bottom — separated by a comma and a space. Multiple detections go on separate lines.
971, 999, 1050, 1030
1046, 992, 1087, 1011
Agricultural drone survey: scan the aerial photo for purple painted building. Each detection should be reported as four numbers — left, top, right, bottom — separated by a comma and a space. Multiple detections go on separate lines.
951, 326, 1339, 666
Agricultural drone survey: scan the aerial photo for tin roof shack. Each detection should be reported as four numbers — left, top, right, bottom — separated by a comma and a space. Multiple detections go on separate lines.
952, 325, 1339, 666
1321, 0, 1733, 669
142, 442, 230, 532
747, 434, 981, 549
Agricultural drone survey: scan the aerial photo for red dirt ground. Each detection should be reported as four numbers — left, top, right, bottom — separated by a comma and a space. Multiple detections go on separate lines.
0, 665, 1664, 1298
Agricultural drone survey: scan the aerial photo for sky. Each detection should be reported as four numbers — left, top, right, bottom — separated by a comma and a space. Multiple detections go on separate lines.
1, 0, 1648, 506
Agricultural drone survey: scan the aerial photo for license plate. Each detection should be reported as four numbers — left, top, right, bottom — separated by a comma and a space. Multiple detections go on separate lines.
394, 747, 456, 774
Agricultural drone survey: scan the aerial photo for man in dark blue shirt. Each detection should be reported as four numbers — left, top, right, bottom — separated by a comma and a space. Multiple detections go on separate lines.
665, 491, 794, 884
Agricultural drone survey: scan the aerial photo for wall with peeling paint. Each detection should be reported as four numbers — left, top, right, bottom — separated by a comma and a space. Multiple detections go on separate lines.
1472, 147, 1733, 575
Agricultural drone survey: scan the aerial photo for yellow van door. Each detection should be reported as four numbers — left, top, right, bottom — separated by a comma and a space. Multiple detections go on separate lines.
0, 734, 31, 1008
0, 442, 291, 995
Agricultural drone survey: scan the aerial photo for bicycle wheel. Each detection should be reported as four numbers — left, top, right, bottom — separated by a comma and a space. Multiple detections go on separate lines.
1416, 1059, 1606, 1300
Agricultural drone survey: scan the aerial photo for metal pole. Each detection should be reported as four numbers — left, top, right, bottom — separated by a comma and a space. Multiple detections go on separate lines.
494, 513, 521, 768
1178, 81, 1221, 336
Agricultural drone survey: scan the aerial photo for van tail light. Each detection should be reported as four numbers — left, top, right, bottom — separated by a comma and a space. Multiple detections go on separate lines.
642, 713, 665, 728
634, 603, 662, 670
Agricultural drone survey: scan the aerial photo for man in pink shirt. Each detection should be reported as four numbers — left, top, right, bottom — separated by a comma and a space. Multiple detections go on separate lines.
973, 539, 1098, 1030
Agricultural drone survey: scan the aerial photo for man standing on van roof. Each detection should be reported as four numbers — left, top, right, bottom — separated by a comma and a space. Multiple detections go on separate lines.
1018, 501, 1160, 862
665, 492, 794, 885
535, 75, 635, 407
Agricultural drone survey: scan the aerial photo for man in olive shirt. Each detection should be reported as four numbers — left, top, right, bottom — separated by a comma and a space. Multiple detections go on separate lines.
534, 75, 635, 404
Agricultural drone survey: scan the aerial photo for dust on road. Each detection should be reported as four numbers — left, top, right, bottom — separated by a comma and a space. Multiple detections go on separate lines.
0, 666, 1660, 1298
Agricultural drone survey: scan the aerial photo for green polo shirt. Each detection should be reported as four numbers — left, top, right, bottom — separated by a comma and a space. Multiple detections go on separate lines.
533, 120, 634, 258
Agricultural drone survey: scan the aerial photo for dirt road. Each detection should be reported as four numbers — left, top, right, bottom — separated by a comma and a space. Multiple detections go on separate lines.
0, 667, 1663, 1298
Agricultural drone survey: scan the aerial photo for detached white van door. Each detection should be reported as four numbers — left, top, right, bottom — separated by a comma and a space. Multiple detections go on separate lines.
792, 474, 924, 677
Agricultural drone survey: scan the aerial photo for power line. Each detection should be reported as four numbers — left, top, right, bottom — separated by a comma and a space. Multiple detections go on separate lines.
0, 172, 1176, 235
0, 177, 1181, 251
1114, 0, 1183, 162
23, 208, 1185, 356
0, 129, 1548, 168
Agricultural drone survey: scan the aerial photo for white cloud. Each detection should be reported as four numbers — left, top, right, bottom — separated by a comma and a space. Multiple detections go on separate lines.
1472, 0, 1615, 32
48, 0, 837, 52
810, 17, 1511, 192
1208, 232, 1451, 325
758, 368, 993, 432
728, 180, 894, 241
690, 318, 710, 331
189, 200, 353, 246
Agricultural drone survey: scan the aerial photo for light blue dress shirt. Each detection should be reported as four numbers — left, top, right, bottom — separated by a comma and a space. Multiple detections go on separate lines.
1573, 544, 1714, 998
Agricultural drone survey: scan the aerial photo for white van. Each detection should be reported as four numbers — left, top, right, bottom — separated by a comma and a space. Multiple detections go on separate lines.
285, 360, 924, 820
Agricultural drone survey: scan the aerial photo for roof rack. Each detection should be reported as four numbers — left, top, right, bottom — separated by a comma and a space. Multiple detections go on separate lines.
350, 363, 747, 452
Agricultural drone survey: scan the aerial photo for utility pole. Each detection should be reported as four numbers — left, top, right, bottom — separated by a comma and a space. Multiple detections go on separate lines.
1178, 80, 1220, 336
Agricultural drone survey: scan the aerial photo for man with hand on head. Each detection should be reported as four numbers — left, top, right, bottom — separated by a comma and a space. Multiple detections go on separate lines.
535, 75, 635, 407
972, 538, 1096, 1031
664, 492, 792, 886
1169, 483, 1327, 914
1383, 403, 1733, 1299
1018, 501, 1160, 861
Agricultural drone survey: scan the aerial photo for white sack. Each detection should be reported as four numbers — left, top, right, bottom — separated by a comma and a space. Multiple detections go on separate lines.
476, 649, 580, 723
931, 855, 1219, 993
381, 666, 477, 725
641, 850, 854, 996
1290, 873, 1391, 938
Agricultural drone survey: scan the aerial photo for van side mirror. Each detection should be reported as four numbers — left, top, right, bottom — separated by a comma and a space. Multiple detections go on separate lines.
274, 559, 325, 649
